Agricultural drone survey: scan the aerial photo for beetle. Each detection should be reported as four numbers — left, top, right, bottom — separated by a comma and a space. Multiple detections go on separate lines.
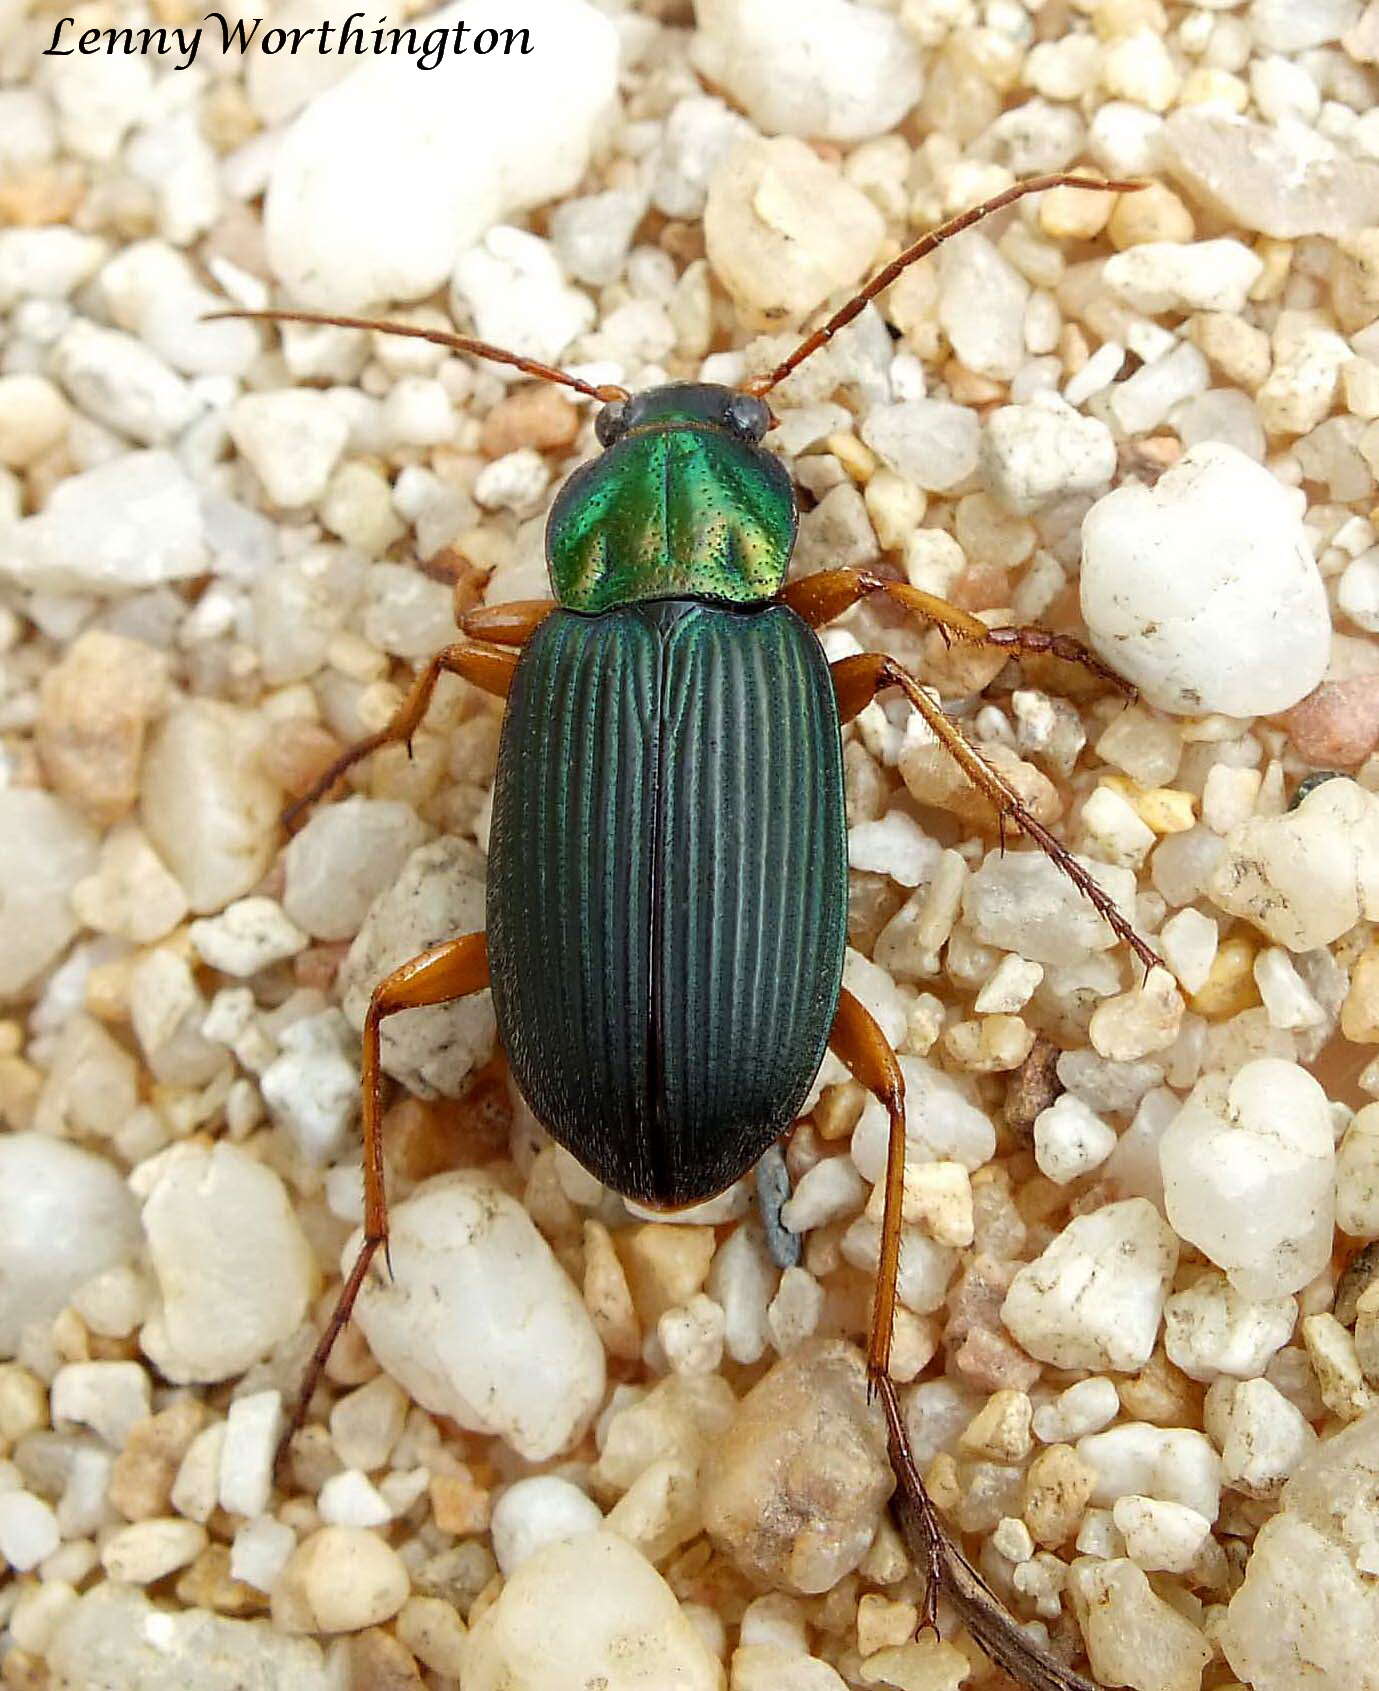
219, 173, 1150, 1675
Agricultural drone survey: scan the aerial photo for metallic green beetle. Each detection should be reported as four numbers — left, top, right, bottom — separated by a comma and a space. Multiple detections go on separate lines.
224, 185, 1149, 1621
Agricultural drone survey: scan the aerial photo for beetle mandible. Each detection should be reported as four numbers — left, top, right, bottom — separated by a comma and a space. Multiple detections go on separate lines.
220, 174, 1155, 1561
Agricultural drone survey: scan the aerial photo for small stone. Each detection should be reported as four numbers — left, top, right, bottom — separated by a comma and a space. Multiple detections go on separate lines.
1081, 442, 1329, 716
1067, 1559, 1211, 1691
137, 1142, 316, 1384
339, 837, 493, 1097
51, 1360, 150, 1448
282, 798, 429, 943
702, 1338, 891, 1593
1033, 1378, 1121, 1445
1214, 1376, 1316, 1499
141, 699, 282, 916
348, 1172, 604, 1461
1001, 1198, 1178, 1372
1111, 1495, 1212, 1574
1033, 1093, 1117, 1185
0, 1491, 61, 1572
319, 1470, 392, 1528
1161, 1060, 1334, 1301
1163, 1272, 1295, 1383
273, 1526, 410, 1634
219, 1391, 283, 1519
1339, 1106, 1379, 1237
1165, 107, 1379, 240
108, 1398, 206, 1522
691, 0, 922, 143
1077, 1422, 1221, 1521
36, 630, 167, 825
1159, 907, 1218, 996
452, 227, 594, 369
939, 231, 1029, 383
0, 791, 99, 998
0, 372, 68, 467
704, 137, 885, 324
861, 401, 980, 494
618, 1225, 718, 1325
264, 0, 618, 312
1024, 1443, 1097, 1547
0, 1132, 139, 1355
190, 897, 309, 977
1088, 968, 1184, 1062
1211, 777, 1379, 951
396, 1595, 468, 1680
1281, 678, 1379, 769
228, 390, 349, 508
462, 1529, 722, 1691
960, 1389, 1033, 1462
102, 1518, 208, 1584
51, 320, 197, 446
490, 1475, 603, 1574
1104, 240, 1264, 315
962, 849, 1137, 966
1303, 1313, 1374, 1422
71, 823, 190, 947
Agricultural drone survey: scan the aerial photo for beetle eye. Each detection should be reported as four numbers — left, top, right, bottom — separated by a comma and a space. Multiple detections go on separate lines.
595, 400, 628, 447
725, 392, 771, 442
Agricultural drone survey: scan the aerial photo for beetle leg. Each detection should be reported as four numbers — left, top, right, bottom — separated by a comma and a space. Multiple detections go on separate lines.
831, 652, 1160, 974
784, 567, 1132, 697
278, 930, 491, 1473
283, 640, 519, 829
459, 598, 556, 646
829, 986, 906, 1392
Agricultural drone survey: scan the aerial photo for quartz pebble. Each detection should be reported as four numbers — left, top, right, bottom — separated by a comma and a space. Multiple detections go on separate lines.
137, 1142, 316, 1384
273, 1526, 410, 1634
1161, 1060, 1334, 1300
1067, 1559, 1211, 1691
141, 700, 282, 916
339, 838, 494, 1097
283, 798, 429, 943
982, 394, 1118, 515
705, 137, 884, 324
1081, 442, 1330, 716
490, 1475, 604, 1574
702, 1339, 891, 1593
228, 392, 349, 509
189, 898, 309, 977
349, 1172, 605, 1461
1001, 1199, 1178, 1372
1213, 1376, 1316, 1499
36, 630, 167, 825
962, 850, 1137, 966
691, 0, 921, 143
463, 1529, 722, 1691
0, 790, 98, 998
1163, 1272, 1296, 1382
1103, 240, 1264, 315
1210, 777, 1379, 950
1032, 1094, 1117, 1185
0, 1132, 139, 1354
264, 0, 619, 311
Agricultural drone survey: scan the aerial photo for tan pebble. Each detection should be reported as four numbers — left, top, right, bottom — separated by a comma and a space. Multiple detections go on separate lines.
1279, 678, 1379, 768
1039, 179, 1115, 240
350, 1627, 424, 1689
826, 432, 878, 484
1125, 784, 1197, 834
616, 1224, 717, 1325
1188, 935, 1260, 1020
37, 631, 168, 824
953, 1326, 1042, 1395
396, 1593, 468, 1678
943, 1016, 1035, 1074
814, 1080, 868, 1143
960, 1389, 1034, 1463
1302, 1312, 1374, 1421
430, 1465, 491, 1535
1179, 67, 1248, 111
101, 1517, 207, 1583
272, 1526, 410, 1634
1023, 1443, 1095, 1547
109, 1396, 207, 1521
1108, 182, 1194, 248
1117, 1349, 1200, 1427
0, 1364, 48, 1443
1343, 949, 1379, 1044
857, 1638, 970, 1690
1, 1646, 49, 1691
174, 1545, 267, 1615
924, 1452, 962, 1515
1187, 313, 1271, 391
1004, 1037, 1062, 1144
258, 718, 344, 801
583, 1218, 641, 1361
479, 386, 579, 458
857, 1592, 920, 1656
865, 1160, 974, 1245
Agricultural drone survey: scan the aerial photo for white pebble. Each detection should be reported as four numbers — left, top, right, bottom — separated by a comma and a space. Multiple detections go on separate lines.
228, 391, 349, 508
137, 1143, 315, 1384
490, 1475, 605, 1574
350, 1172, 604, 1461
981, 392, 1117, 515
0, 1491, 61, 1572
1033, 1094, 1118, 1185
189, 897, 309, 977
51, 319, 198, 445
1161, 1060, 1335, 1300
218, 1390, 283, 1519
1104, 240, 1264, 315
1111, 1496, 1212, 1575
50, 1361, 150, 1448
1159, 907, 1218, 995
260, 1011, 359, 1165
660, 1295, 727, 1376
861, 400, 980, 494
1033, 1377, 1121, 1444
1078, 1422, 1221, 1521
318, 1469, 392, 1528
1212, 1376, 1316, 1499
1001, 1199, 1178, 1372
230, 1514, 297, 1593
1081, 442, 1330, 715
1163, 1272, 1296, 1382
273, 1525, 410, 1634
101, 1518, 207, 1584
847, 811, 941, 886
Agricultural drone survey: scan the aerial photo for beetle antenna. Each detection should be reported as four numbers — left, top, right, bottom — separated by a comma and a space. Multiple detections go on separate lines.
203, 307, 630, 404
744, 172, 1146, 398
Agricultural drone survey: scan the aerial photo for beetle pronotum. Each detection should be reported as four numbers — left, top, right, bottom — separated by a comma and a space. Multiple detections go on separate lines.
217, 172, 1151, 1691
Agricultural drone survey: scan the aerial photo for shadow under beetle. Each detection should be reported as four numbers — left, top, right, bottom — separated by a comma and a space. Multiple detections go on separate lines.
220, 172, 1153, 1691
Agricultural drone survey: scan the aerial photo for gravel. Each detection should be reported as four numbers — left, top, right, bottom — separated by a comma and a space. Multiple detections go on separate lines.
5, 0, 1379, 1686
